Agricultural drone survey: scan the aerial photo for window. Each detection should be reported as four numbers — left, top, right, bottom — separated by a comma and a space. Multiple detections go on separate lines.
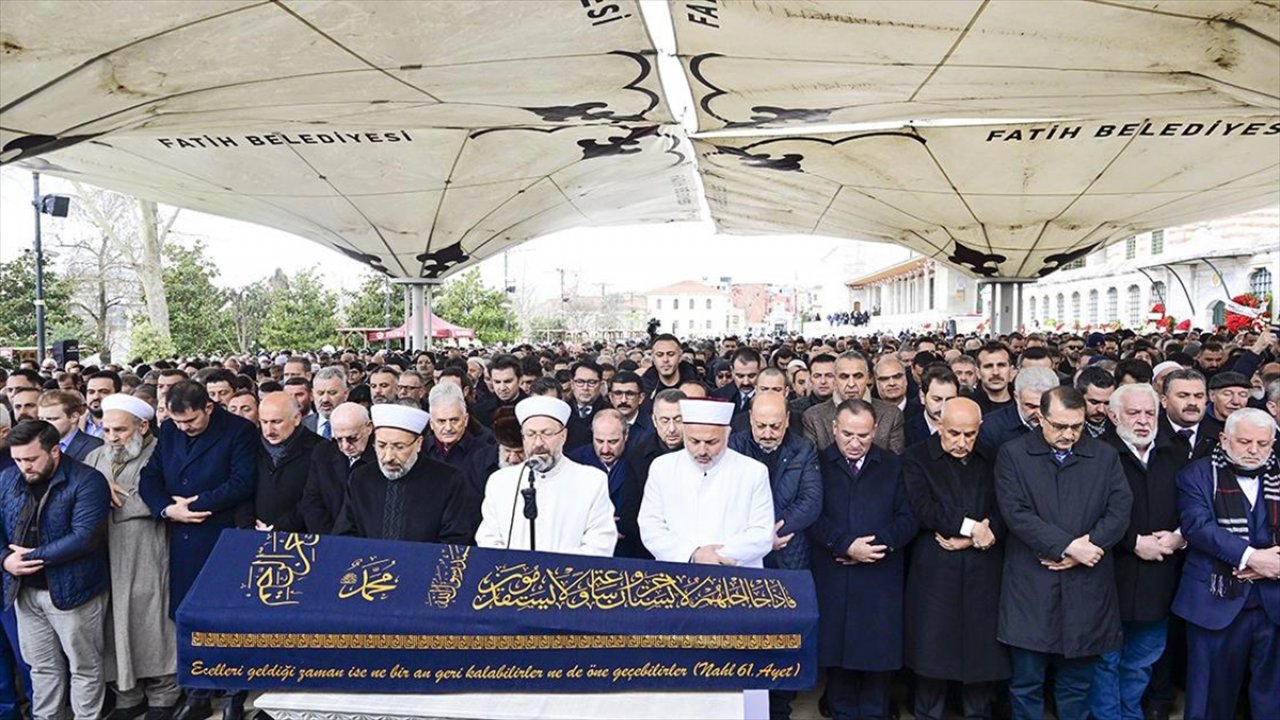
1127, 285, 1142, 326
1056, 293, 1065, 320
705, 320, 712, 330
1042, 296, 1050, 320
1089, 289, 1099, 324
655, 298, 662, 310
1029, 296, 1037, 319
689, 298, 695, 310
1251, 268, 1273, 297
928, 275, 935, 309
706, 298, 712, 310
1064, 257, 1086, 270
673, 298, 679, 310
1071, 292, 1081, 321
1124, 236, 1136, 260
1106, 287, 1119, 320
1151, 229, 1164, 255
1152, 281, 1167, 305
671, 320, 678, 332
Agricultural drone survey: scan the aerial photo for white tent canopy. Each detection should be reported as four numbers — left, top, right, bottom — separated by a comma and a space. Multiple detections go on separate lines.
2, 0, 1277, 281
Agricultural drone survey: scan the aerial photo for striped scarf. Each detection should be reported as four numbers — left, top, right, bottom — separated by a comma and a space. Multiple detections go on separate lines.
1209, 444, 1280, 598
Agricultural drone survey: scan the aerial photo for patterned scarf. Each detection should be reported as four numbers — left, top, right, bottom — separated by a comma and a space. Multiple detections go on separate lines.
1208, 444, 1280, 598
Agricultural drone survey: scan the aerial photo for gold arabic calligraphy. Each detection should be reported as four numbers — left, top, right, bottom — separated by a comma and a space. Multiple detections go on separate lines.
244, 533, 320, 607
338, 556, 401, 602
471, 563, 797, 611
428, 545, 470, 609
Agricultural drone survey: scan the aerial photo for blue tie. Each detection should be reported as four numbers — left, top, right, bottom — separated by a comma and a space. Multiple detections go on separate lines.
322, 420, 331, 440
1052, 449, 1071, 465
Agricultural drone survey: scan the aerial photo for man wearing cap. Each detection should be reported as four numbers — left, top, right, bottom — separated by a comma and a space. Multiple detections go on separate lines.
476, 397, 616, 556
301, 403, 374, 535
334, 404, 477, 544
638, 398, 774, 568
461, 408, 524, 505
85, 395, 179, 718
1208, 371, 1251, 424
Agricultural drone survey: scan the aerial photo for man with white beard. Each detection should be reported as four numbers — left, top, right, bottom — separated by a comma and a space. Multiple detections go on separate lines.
83, 394, 179, 718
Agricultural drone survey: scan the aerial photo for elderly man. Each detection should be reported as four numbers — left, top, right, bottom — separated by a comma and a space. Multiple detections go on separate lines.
1172, 408, 1279, 720
1087, 383, 1187, 720
84, 395, 179, 718
1159, 369, 1218, 461
995, 387, 1133, 720
639, 398, 773, 568
1, 421, 111, 720
334, 404, 476, 543
37, 390, 103, 463
424, 383, 493, 475
903, 397, 1008, 720
301, 402, 374, 535
808, 400, 918, 720
250, 392, 320, 533
905, 366, 959, 447
477, 397, 616, 556
306, 366, 348, 438
567, 410, 632, 548
1207, 371, 1251, 424
802, 351, 904, 454
978, 366, 1060, 450
874, 354, 916, 417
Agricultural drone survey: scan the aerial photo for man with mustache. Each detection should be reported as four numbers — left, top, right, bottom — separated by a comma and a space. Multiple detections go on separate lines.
84, 394, 179, 718
1173, 408, 1279, 720
1160, 369, 1218, 461
333, 404, 476, 544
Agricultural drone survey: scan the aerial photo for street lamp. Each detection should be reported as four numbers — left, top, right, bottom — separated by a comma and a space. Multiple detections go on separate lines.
32, 171, 71, 365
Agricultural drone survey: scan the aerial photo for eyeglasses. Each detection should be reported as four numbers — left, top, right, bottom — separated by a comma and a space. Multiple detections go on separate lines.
1043, 418, 1084, 434
572, 379, 600, 387
333, 435, 362, 445
521, 428, 565, 441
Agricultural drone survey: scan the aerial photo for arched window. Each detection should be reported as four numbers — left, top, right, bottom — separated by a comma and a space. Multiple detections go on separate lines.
655, 298, 662, 310
1029, 296, 1037, 320
1127, 285, 1142, 326
1089, 290, 1099, 324
1071, 292, 1081, 322
1152, 281, 1167, 305
673, 298, 679, 310
706, 298, 713, 310
1106, 288, 1119, 320
1251, 268, 1273, 297
1056, 293, 1065, 320
1042, 295, 1050, 320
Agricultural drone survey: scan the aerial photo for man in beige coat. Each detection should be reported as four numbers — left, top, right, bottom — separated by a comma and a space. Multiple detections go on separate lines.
803, 351, 905, 454
85, 394, 179, 717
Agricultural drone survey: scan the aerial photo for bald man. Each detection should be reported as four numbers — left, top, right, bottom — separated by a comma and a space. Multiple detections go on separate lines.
249, 392, 320, 532
902, 397, 1008, 720
302, 403, 375, 534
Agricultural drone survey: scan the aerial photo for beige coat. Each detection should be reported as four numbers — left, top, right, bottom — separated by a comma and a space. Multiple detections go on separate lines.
86, 437, 177, 689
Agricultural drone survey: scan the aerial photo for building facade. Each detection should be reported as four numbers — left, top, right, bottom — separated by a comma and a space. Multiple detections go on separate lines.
645, 280, 744, 338
845, 258, 983, 333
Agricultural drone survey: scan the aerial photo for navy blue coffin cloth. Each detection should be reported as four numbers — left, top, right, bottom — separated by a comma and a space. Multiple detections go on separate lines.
177, 531, 818, 693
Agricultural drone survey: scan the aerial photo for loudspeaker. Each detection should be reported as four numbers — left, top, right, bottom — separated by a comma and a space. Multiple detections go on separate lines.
52, 338, 79, 366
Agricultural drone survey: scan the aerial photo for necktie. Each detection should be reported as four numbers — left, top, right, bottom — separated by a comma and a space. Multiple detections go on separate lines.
1176, 428, 1193, 442
1052, 449, 1071, 465
847, 458, 861, 477
321, 420, 331, 440
579, 405, 590, 419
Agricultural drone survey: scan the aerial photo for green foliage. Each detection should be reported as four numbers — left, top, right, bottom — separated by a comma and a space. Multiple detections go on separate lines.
0, 252, 83, 347
258, 267, 339, 350
434, 269, 517, 344
345, 273, 395, 328
129, 316, 176, 360
163, 241, 234, 354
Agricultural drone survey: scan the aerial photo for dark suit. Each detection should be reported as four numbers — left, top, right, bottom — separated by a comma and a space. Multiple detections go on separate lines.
712, 383, 755, 414
1160, 412, 1222, 462
728, 431, 823, 570
565, 397, 610, 452
249, 428, 321, 533
801, 398, 904, 454
139, 405, 257, 616
977, 403, 1032, 450
301, 441, 374, 534
60, 429, 102, 463
333, 456, 478, 543
1172, 457, 1280, 720
904, 411, 933, 448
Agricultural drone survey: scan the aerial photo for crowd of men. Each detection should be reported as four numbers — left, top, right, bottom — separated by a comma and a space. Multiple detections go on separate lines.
0, 325, 1278, 720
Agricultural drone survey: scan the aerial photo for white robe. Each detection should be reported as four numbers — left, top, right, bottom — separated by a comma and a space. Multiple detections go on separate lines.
476, 456, 617, 557
639, 448, 775, 568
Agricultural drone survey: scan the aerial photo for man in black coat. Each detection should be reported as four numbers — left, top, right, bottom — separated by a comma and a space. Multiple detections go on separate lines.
1159, 369, 1219, 461
469, 354, 525, 429
904, 366, 959, 447
564, 360, 610, 452
1076, 366, 1117, 439
249, 392, 320, 532
978, 366, 1059, 450
301, 402, 374, 534
903, 397, 1008, 720
423, 384, 493, 481
1088, 383, 1188, 720
995, 386, 1133, 720
334, 404, 478, 544
711, 347, 762, 413
615, 389, 686, 559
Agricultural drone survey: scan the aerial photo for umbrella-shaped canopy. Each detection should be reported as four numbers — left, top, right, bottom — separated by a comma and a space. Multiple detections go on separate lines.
2, 0, 1277, 281
364, 311, 475, 342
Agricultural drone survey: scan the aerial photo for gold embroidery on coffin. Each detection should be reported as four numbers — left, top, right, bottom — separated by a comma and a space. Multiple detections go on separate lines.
337, 556, 400, 602
470, 563, 798, 611
243, 533, 320, 607
428, 545, 470, 609
188, 631, 802, 651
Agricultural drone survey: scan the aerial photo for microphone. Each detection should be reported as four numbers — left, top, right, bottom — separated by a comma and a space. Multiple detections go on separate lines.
525, 456, 552, 474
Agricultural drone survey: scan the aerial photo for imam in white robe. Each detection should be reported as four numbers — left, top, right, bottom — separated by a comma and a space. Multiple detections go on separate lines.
477, 456, 617, 556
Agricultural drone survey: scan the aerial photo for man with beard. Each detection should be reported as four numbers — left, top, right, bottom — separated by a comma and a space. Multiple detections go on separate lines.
366, 367, 399, 406
903, 397, 1008, 720
37, 390, 103, 463
1, 421, 111, 720
1160, 369, 1218, 461
139, 381, 257, 720
1172, 408, 1279, 720
639, 399, 774, 568
334, 404, 477, 543
2, 369, 40, 408
951, 355, 980, 395
250, 393, 320, 533
1089, 384, 1187, 720
971, 343, 1015, 415
1077, 366, 1118, 439
641, 334, 699, 397
84, 394, 179, 718
802, 351, 904, 454
906, 367, 959, 447
470, 355, 524, 429
301, 403, 374, 535
306, 366, 347, 438
567, 410, 632, 550
9, 388, 39, 424
618, 389, 687, 559
82, 371, 121, 439
979, 366, 1060, 451
477, 397, 616, 556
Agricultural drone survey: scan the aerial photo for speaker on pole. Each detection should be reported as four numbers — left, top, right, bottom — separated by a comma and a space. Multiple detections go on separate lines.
52, 338, 79, 367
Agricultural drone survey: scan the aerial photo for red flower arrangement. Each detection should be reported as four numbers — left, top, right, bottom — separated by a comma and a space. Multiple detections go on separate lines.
1224, 293, 1261, 333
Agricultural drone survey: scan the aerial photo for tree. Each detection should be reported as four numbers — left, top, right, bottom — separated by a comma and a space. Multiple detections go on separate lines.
128, 317, 176, 361
162, 241, 234, 354
344, 273, 395, 328
50, 206, 140, 355
0, 252, 82, 347
434, 269, 518, 344
259, 267, 339, 350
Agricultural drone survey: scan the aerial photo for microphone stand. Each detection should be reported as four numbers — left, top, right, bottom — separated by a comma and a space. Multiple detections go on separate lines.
520, 472, 538, 552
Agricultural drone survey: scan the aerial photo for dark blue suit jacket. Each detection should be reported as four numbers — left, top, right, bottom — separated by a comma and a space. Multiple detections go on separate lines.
729, 430, 823, 569
977, 404, 1032, 450
904, 412, 933, 448
1172, 457, 1280, 630
140, 405, 257, 615
61, 429, 103, 463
